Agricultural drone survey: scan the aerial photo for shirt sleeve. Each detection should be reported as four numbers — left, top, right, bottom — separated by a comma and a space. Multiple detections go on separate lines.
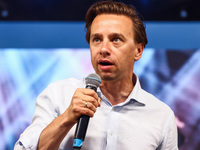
14, 84, 58, 150
158, 111, 179, 150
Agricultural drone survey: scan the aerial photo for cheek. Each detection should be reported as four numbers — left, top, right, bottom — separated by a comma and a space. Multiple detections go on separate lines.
90, 49, 97, 64
121, 51, 135, 66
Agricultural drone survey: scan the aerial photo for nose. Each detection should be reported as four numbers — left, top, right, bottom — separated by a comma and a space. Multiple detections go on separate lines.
100, 40, 110, 57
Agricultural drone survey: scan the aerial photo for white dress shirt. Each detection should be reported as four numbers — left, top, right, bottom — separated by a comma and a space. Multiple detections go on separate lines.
14, 74, 178, 150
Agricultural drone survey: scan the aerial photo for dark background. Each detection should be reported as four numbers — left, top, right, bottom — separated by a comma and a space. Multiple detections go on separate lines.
0, 0, 200, 21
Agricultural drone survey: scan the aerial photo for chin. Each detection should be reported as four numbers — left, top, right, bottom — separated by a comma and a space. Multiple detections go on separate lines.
101, 76, 115, 81
95, 69, 119, 81
99, 73, 117, 81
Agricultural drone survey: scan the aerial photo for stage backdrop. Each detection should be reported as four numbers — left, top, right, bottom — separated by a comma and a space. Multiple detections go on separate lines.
0, 48, 200, 150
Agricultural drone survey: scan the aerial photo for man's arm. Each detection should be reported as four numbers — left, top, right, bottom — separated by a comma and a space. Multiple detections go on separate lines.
159, 112, 179, 150
37, 88, 100, 150
15, 85, 100, 150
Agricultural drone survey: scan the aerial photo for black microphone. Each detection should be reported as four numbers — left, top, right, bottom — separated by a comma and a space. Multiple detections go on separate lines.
73, 73, 101, 149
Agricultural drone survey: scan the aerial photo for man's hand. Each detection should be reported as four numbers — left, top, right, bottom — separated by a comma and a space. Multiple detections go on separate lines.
37, 88, 101, 150
63, 88, 101, 126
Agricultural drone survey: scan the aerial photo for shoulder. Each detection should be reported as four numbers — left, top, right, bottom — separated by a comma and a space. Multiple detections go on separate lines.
37, 78, 86, 114
49, 78, 85, 90
133, 73, 173, 115
38, 77, 86, 101
140, 88, 173, 114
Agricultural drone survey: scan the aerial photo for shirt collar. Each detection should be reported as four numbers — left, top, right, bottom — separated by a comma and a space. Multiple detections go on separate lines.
127, 73, 146, 105
96, 73, 146, 106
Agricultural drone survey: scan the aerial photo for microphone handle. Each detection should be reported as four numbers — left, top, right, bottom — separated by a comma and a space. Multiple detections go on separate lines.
73, 85, 97, 149
74, 115, 90, 141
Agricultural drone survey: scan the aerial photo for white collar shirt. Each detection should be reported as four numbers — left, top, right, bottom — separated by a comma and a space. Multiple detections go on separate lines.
14, 74, 178, 150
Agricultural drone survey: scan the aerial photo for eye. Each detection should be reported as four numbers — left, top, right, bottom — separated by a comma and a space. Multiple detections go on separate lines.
93, 38, 101, 43
112, 38, 121, 42
112, 37, 123, 44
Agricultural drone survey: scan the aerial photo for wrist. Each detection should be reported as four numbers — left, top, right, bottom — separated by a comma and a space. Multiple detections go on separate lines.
59, 113, 76, 129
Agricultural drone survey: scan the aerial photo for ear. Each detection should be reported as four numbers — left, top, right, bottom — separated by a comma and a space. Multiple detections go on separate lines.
134, 43, 144, 61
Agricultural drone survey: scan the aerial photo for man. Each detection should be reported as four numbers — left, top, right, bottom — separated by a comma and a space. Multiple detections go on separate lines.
15, 1, 178, 150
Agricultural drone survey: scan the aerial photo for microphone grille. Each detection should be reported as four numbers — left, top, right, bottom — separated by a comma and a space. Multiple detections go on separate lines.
85, 73, 101, 88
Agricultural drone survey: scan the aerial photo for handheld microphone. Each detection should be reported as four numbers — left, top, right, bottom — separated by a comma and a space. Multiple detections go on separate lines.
73, 73, 101, 149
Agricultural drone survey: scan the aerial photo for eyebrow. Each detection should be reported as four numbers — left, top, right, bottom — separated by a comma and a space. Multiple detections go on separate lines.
91, 33, 126, 40
90, 33, 103, 39
108, 33, 125, 40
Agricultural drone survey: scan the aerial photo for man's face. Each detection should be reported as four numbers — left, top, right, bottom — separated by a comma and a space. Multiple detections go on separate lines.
90, 14, 143, 81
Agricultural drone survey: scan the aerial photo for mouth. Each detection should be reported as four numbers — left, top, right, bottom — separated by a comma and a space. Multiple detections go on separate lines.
98, 59, 114, 71
99, 60, 113, 66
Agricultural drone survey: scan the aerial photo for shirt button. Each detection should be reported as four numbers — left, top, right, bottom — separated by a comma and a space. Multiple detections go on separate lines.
19, 141, 23, 146
109, 131, 113, 135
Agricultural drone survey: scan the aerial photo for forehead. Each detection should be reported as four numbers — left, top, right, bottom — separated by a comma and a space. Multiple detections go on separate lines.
90, 14, 133, 36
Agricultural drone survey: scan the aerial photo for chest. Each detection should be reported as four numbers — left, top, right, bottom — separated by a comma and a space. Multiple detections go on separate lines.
61, 105, 164, 150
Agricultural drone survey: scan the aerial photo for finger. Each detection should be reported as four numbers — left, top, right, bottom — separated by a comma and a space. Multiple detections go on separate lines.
70, 101, 95, 119
74, 99, 97, 114
97, 97, 101, 107
81, 95, 99, 108
77, 103, 96, 117
81, 89, 99, 100
75, 88, 100, 107
72, 96, 97, 114
84, 101, 97, 113
72, 89, 96, 106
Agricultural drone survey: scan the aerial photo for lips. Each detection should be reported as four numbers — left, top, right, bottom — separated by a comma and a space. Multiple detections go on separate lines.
98, 59, 113, 66
98, 59, 114, 70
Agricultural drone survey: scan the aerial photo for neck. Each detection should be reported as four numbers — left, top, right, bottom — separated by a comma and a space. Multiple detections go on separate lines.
100, 74, 136, 105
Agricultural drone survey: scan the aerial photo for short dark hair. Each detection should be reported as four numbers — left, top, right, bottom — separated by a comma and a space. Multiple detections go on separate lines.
85, 1, 148, 47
